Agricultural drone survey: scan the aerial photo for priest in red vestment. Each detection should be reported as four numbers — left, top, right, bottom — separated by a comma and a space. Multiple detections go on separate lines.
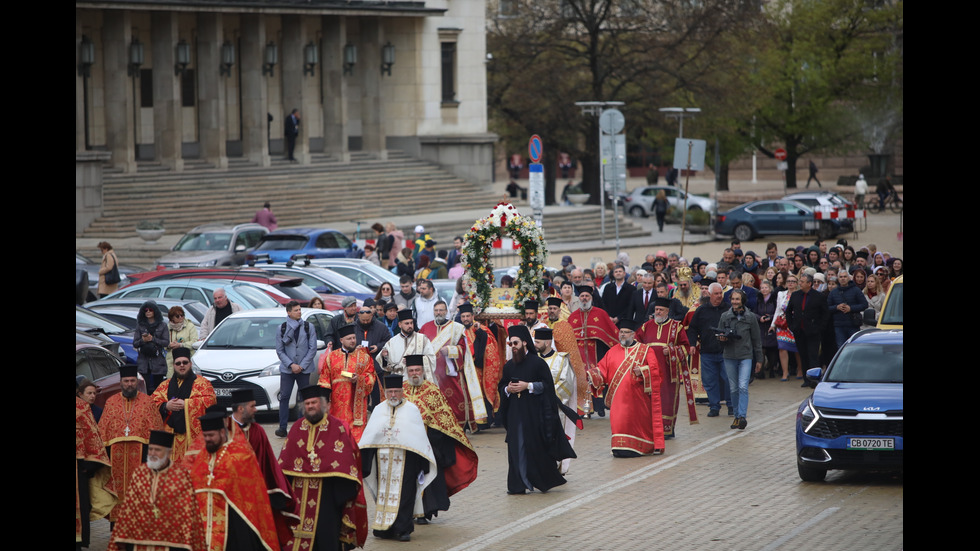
98, 364, 164, 522
151, 347, 216, 465
318, 324, 376, 442
230, 389, 299, 549
566, 286, 619, 416
459, 303, 503, 430
279, 385, 367, 551
191, 410, 279, 551
402, 355, 478, 523
595, 319, 665, 457
108, 430, 206, 551
419, 300, 467, 421
76, 395, 114, 548
637, 297, 698, 438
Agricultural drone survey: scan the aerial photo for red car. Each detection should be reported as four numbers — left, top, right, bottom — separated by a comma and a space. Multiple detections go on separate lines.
121, 268, 346, 309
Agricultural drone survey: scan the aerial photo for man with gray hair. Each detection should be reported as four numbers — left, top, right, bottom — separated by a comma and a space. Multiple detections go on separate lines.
687, 282, 733, 418
827, 268, 868, 349
199, 287, 241, 340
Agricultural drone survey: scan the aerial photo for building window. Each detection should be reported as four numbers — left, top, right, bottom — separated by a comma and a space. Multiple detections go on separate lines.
498, 0, 518, 17
140, 69, 153, 108
181, 69, 195, 107
441, 42, 456, 103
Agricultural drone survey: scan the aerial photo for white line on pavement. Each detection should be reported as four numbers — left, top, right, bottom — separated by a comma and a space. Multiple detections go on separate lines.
760, 507, 840, 551
447, 404, 802, 551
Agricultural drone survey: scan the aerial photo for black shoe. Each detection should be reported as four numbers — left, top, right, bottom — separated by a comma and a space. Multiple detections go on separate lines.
738, 417, 747, 430
665, 427, 675, 439
275, 428, 287, 438
399, 533, 411, 542
415, 518, 429, 525
730, 418, 739, 429
707, 409, 719, 417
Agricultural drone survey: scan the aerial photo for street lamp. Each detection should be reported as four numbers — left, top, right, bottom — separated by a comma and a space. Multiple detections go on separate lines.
263, 41, 278, 76
575, 100, 625, 246
128, 37, 144, 77
78, 35, 95, 77
381, 41, 395, 76
659, 106, 700, 138
174, 39, 191, 77
303, 41, 319, 76
220, 41, 235, 77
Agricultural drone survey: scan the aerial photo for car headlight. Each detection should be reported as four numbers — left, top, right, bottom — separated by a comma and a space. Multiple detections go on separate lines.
259, 362, 282, 377
799, 398, 820, 434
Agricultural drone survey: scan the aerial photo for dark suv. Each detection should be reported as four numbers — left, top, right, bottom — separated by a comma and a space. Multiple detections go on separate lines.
796, 329, 903, 481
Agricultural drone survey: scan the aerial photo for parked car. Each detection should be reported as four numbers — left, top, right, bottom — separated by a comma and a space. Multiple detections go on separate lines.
796, 329, 903, 482
783, 191, 856, 211
120, 268, 330, 308
101, 279, 281, 310
311, 258, 401, 291
76, 252, 142, 302
622, 185, 717, 218
75, 343, 147, 409
248, 228, 355, 264
85, 298, 208, 330
156, 223, 269, 269
715, 199, 852, 241
76, 306, 138, 363
192, 308, 333, 414
258, 263, 375, 301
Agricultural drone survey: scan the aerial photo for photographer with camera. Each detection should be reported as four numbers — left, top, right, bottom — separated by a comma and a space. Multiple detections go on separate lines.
716, 289, 762, 431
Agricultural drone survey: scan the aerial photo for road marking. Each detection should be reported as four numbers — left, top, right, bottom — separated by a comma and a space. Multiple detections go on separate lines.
448, 404, 801, 551
760, 507, 840, 551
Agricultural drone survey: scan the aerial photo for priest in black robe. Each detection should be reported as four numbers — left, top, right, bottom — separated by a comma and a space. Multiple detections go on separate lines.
498, 325, 577, 495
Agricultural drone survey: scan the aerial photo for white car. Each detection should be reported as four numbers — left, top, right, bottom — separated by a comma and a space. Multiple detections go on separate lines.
622, 185, 717, 217
192, 308, 333, 417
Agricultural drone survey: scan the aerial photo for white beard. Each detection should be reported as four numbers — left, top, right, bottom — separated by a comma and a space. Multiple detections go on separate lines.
654, 315, 668, 324
147, 456, 170, 471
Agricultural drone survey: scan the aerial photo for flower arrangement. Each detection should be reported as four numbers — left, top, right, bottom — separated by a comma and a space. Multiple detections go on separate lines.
462, 202, 548, 310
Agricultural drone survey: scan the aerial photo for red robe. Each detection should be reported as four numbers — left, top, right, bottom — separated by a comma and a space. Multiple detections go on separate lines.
464, 324, 503, 425
317, 347, 376, 442
566, 306, 619, 406
279, 415, 368, 550
636, 318, 698, 434
98, 392, 164, 521
420, 320, 469, 425
76, 397, 114, 545
190, 437, 279, 551
231, 421, 298, 549
550, 318, 590, 414
596, 343, 665, 454
108, 462, 206, 551
151, 375, 217, 465
403, 381, 479, 496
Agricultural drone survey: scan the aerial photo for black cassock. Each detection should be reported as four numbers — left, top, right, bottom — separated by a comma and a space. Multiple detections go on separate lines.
421, 428, 457, 519
498, 353, 577, 494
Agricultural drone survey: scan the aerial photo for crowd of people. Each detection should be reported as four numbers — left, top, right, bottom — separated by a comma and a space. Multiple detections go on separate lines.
77, 227, 902, 550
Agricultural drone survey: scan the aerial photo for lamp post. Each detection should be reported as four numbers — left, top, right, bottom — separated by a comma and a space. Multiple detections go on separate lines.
659, 106, 700, 138
343, 43, 357, 76
303, 41, 319, 77
575, 100, 624, 245
220, 41, 235, 77
381, 41, 395, 76
174, 39, 190, 77
263, 41, 278, 76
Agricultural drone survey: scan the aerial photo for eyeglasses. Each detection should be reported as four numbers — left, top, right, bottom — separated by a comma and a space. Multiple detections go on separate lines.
358, 310, 373, 315
508, 340, 522, 347
174, 360, 191, 366
171, 313, 183, 319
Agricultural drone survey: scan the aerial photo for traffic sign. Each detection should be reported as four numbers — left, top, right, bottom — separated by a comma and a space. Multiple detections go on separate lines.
528, 163, 545, 210
774, 148, 787, 161
528, 135, 543, 163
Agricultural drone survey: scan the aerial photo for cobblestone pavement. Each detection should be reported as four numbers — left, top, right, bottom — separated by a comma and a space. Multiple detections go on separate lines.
88, 376, 903, 550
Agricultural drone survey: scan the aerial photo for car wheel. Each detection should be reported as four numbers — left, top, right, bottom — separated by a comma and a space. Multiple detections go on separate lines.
797, 462, 827, 482
629, 206, 647, 218
733, 223, 754, 241
688, 205, 703, 211
817, 221, 836, 239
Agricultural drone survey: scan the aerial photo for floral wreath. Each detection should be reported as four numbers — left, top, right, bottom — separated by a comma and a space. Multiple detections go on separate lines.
462, 202, 548, 310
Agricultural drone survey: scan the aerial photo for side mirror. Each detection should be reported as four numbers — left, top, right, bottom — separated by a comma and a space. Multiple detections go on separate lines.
804, 367, 822, 388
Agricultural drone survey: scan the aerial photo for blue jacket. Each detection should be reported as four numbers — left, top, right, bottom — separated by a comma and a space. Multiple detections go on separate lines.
827, 282, 868, 328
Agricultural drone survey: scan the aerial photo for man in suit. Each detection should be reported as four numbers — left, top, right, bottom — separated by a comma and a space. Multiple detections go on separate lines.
601, 265, 635, 323
628, 273, 657, 324
284, 108, 300, 161
784, 273, 829, 377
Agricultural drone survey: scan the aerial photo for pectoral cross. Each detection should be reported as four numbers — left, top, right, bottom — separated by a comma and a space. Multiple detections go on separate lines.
124, 425, 131, 437
206, 472, 215, 485
308, 449, 318, 463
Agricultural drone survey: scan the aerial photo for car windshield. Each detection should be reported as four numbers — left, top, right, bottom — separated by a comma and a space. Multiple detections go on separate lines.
825, 343, 903, 383
229, 284, 281, 308
254, 236, 309, 250
174, 232, 232, 252
879, 282, 903, 326
76, 308, 130, 335
205, 317, 283, 349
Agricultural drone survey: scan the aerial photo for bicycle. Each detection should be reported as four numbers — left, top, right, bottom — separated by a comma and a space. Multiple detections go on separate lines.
867, 191, 903, 214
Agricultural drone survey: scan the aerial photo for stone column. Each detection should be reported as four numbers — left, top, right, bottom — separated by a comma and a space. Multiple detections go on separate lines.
282, 15, 309, 164
152, 12, 184, 171
241, 14, 270, 167
197, 13, 228, 168
323, 16, 350, 162
76, 16, 86, 152
103, 11, 137, 172
360, 18, 387, 160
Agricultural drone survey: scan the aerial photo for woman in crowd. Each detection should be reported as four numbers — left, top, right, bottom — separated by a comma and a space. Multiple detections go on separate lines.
166, 305, 198, 378
363, 243, 381, 266
754, 279, 780, 379
771, 274, 802, 381
395, 248, 415, 279
134, 300, 169, 393
97, 241, 120, 298
308, 296, 325, 310
77, 378, 102, 423
593, 263, 608, 287
386, 222, 404, 270
374, 281, 396, 304
851, 267, 867, 291
887, 257, 903, 279
841, 246, 856, 271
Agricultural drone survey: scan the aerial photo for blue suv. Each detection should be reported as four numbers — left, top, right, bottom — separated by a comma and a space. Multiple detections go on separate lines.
796, 329, 903, 481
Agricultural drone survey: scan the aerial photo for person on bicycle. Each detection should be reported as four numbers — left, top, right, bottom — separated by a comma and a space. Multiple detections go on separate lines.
875, 176, 896, 210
